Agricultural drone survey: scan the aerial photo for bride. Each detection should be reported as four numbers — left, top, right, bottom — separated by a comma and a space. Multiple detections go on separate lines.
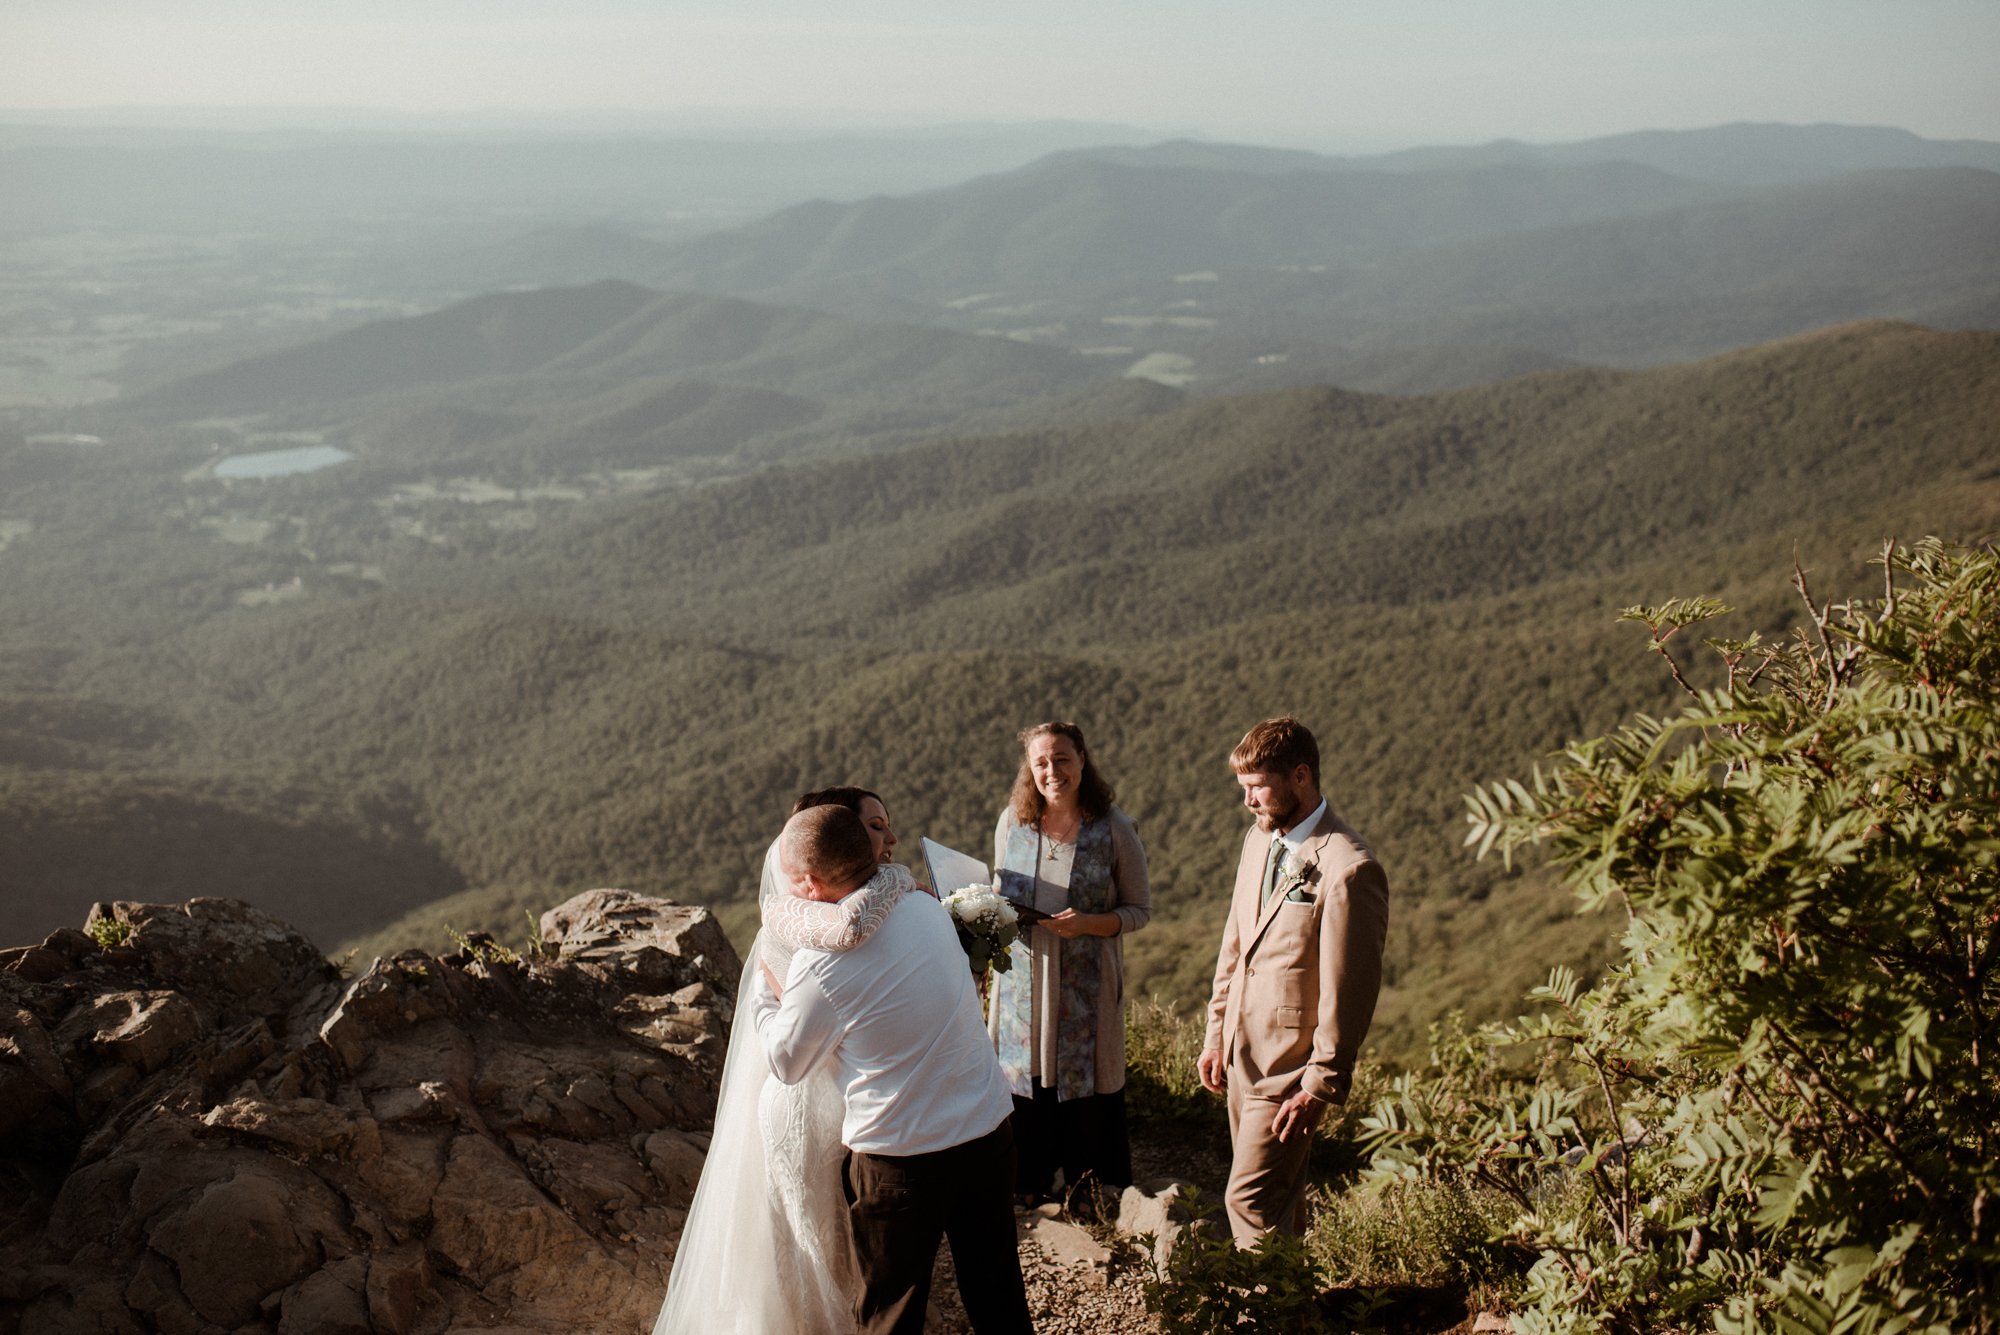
653, 787, 912, 1335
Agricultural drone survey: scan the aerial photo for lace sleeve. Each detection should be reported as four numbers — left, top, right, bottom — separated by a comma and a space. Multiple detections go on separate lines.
764, 863, 913, 954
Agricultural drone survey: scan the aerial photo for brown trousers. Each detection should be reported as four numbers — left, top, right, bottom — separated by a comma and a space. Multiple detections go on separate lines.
842, 1118, 1033, 1335
1224, 1081, 1313, 1243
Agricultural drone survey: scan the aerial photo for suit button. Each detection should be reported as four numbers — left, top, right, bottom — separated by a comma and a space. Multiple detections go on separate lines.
1246, 967, 1256, 977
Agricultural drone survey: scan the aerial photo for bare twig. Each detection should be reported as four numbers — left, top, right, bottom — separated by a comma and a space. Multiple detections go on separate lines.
1880, 536, 1900, 619
1650, 626, 1701, 701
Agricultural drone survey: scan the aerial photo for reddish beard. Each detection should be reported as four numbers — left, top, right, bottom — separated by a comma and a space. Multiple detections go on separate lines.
1254, 786, 1304, 832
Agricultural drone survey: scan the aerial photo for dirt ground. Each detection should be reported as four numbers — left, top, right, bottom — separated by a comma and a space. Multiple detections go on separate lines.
922, 1112, 1485, 1335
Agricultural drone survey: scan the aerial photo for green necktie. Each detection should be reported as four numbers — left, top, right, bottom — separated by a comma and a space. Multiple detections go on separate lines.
1261, 836, 1286, 907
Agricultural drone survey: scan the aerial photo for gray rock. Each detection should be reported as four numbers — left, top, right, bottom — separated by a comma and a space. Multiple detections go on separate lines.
1022, 1214, 1112, 1278
0, 1004, 73, 1138
1117, 1176, 1199, 1271
146, 1167, 318, 1327
0, 891, 727, 1335
541, 888, 742, 993
56, 990, 205, 1073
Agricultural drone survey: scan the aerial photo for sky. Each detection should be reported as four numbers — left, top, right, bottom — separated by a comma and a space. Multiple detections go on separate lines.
5, 0, 1999, 151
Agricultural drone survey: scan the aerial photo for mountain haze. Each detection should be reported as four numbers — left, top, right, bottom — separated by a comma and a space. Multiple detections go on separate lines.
1349, 121, 2000, 185
0, 120, 1156, 233
1217, 166, 2000, 363
642, 157, 1714, 301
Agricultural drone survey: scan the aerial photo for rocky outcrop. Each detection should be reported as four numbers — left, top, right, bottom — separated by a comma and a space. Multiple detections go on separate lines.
0, 892, 740, 1335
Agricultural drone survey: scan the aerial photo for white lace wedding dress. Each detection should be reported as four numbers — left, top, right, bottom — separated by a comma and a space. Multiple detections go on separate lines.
652, 847, 909, 1335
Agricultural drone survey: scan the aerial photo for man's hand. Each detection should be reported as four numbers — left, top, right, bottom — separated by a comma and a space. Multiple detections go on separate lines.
1270, 1088, 1323, 1144
1197, 1047, 1227, 1095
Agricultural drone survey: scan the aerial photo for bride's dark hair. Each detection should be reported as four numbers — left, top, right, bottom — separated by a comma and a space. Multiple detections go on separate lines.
1008, 721, 1115, 826
791, 785, 884, 817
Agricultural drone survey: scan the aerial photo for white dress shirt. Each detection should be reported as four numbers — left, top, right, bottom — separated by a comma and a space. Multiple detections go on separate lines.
1276, 797, 1327, 857
752, 890, 1013, 1156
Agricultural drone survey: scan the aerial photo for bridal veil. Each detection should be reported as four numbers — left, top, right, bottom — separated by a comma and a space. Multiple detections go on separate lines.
652, 845, 873, 1335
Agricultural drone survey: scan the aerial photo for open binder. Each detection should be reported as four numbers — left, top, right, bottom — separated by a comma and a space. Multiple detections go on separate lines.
920, 837, 1050, 923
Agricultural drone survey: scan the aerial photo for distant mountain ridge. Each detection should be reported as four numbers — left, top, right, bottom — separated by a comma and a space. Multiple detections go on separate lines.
1189, 166, 2000, 364
0, 120, 1160, 232
1346, 121, 2000, 184
489, 125, 2000, 388
1047, 122, 2000, 185
205, 121, 2000, 404
644, 156, 1716, 299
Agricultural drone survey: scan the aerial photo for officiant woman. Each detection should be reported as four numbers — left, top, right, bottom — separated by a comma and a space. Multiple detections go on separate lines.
988, 721, 1151, 1207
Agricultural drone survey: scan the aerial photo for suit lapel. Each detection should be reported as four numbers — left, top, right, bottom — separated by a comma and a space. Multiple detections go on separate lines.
1243, 824, 1334, 956
1234, 834, 1265, 946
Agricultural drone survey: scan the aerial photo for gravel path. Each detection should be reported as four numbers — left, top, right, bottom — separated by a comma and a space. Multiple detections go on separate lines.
915, 1112, 1485, 1334
924, 1214, 1163, 1335
921, 1112, 1235, 1334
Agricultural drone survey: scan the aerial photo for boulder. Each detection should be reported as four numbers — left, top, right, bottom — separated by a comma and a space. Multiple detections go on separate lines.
541, 889, 741, 995
0, 891, 728, 1335
639, 1129, 708, 1209
0, 945, 72, 984
145, 1167, 319, 1327
55, 990, 205, 1073
85, 897, 334, 1019
1117, 1176, 1200, 1271
1021, 1214, 1112, 1280
0, 1004, 73, 1139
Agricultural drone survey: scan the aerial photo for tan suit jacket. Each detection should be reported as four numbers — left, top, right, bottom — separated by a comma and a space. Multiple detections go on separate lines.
1203, 808, 1388, 1105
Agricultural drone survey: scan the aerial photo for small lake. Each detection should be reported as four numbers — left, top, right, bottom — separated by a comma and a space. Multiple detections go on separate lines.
213, 445, 355, 479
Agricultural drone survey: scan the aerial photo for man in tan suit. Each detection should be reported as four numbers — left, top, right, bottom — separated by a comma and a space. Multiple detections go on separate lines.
1198, 716, 1389, 1243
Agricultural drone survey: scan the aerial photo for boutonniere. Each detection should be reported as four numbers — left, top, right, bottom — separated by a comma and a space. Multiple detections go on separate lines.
1276, 852, 1319, 903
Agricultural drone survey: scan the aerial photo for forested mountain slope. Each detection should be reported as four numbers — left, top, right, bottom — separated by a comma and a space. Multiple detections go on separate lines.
132, 282, 1101, 423
120, 282, 1113, 478
457, 321, 2000, 645
5, 322, 1994, 1055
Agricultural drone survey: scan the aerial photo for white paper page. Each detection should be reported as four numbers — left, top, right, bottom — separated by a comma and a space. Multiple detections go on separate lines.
920, 837, 991, 896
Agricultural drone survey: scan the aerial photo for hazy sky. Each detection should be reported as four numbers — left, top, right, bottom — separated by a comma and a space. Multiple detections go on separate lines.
6, 0, 1998, 149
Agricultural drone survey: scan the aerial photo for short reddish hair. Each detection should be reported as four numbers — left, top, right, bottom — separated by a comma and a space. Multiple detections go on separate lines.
1229, 717, 1319, 787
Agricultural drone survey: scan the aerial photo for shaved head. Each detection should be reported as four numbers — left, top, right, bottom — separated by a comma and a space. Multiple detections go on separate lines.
780, 803, 877, 898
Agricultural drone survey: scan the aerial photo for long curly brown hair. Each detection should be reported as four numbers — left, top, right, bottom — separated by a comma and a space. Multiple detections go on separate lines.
1007, 721, 1115, 826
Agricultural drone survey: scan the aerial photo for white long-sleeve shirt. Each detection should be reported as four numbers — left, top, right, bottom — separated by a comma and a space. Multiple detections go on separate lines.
751, 891, 1013, 1155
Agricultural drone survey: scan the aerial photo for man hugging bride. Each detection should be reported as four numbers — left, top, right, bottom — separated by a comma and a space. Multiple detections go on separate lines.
652, 788, 1033, 1335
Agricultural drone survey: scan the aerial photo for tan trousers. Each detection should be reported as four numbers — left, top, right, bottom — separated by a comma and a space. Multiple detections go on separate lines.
1224, 1080, 1313, 1244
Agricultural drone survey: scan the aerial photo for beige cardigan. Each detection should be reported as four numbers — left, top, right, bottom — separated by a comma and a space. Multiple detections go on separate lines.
986, 805, 1152, 1094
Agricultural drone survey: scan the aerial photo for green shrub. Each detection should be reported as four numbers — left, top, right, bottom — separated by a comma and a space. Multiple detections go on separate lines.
1125, 996, 1220, 1125
1364, 538, 2000, 1334
84, 914, 132, 948
1144, 1189, 1331, 1334
1307, 1174, 1516, 1292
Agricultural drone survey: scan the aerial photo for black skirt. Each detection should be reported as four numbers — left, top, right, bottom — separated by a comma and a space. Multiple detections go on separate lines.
1010, 1084, 1131, 1201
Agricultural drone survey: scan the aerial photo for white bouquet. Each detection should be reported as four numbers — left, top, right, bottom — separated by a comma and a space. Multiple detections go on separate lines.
941, 885, 1023, 974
